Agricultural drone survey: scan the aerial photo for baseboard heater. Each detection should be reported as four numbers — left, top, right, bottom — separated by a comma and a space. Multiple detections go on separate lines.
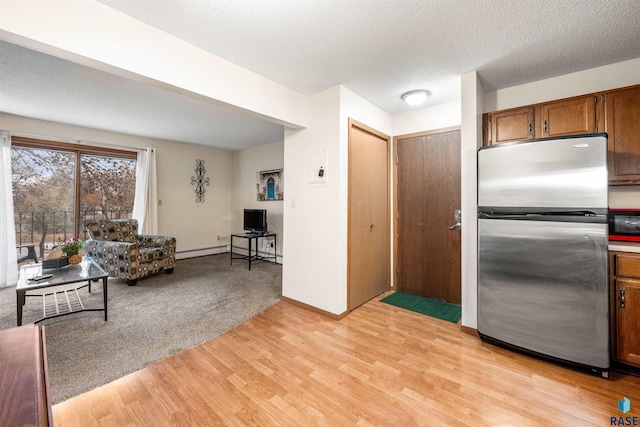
176, 245, 228, 259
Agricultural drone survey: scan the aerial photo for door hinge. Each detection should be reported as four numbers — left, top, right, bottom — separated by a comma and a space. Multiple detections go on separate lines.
528, 121, 532, 136
594, 96, 597, 104
396, 155, 399, 165
601, 94, 606, 103
620, 289, 626, 308
543, 119, 548, 134
396, 211, 399, 220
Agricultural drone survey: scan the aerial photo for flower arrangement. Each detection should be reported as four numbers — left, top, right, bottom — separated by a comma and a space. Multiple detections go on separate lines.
57, 237, 84, 256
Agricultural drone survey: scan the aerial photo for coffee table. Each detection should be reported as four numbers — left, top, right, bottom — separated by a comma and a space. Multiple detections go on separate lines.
16, 258, 108, 326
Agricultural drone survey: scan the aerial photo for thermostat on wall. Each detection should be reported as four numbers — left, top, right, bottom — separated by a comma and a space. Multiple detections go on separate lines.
309, 152, 328, 184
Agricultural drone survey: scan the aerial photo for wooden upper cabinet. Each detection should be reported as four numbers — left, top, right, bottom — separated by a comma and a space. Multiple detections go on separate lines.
483, 84, 640, 184
605, 86, 640, 184
487, 107, 535, 145
540, 95, 597, 138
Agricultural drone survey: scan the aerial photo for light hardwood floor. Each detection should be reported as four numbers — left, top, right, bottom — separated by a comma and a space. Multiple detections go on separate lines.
53, 293, 640, 426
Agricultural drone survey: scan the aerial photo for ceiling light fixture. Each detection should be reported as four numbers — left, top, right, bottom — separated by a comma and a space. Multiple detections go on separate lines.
401, 89, 431, 106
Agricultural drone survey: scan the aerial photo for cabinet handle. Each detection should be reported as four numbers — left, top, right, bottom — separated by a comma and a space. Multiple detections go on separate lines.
620, 289, 626, 308
528, 121, 532, 136
543, 119, 548, 134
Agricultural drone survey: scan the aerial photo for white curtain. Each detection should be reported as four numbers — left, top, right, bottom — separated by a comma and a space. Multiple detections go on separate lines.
132, 147, 158, 235
0, 132, 18, 288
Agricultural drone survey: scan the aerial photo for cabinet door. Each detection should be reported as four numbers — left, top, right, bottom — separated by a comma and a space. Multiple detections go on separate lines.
616, 278, 640, 367
616, 252, 640, 278
488, 107, 534, 145
541, 96, 596, 138
606, 86, 640, 184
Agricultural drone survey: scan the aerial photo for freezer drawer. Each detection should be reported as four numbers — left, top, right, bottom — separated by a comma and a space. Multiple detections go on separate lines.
478, 218, 609, 369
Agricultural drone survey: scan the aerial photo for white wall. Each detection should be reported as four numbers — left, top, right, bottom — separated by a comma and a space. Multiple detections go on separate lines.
283, 87, 342, 313
485, 57, 640, 112
282, 85, 393, 315
283, 86, 467, 315
282, 86, 463, 315
392, 100, 461, 136
460, 72, 484, 329
1, 113, 233, 259
231, 141, 284, 261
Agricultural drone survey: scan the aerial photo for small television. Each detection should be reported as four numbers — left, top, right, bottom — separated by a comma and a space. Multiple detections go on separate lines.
243, 209, 267, 234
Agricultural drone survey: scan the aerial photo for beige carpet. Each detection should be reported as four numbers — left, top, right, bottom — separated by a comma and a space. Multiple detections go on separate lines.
0, 254, 282, 404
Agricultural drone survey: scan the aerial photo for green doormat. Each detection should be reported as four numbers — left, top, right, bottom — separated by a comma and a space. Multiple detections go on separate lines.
380, 291, 461, 323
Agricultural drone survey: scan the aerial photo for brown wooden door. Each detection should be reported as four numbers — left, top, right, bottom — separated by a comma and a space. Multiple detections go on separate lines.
616, 278, 640, 367
541, 95, 596, 138
605, 85, 640, 184
488, 106, 535, 145
395, 129, 461, 304
348, 120, 389, 310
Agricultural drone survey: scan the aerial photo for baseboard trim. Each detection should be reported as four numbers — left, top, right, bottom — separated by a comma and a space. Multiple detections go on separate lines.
281, 296, 348, 320
460, 325, 479, 337
176, 246, 228, 260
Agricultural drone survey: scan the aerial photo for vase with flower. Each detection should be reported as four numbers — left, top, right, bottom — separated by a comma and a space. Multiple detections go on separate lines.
59, 238, 84, 264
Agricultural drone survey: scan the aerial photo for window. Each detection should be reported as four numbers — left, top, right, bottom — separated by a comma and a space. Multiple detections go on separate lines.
11, 137, 136, 261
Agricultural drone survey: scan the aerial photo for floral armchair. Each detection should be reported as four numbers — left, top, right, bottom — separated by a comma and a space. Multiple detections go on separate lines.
84, 219, 176, 286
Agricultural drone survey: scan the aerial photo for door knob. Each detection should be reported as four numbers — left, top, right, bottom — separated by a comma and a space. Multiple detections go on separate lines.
449, 208, 462, 230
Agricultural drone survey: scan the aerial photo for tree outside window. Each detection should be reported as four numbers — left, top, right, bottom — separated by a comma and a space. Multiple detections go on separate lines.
11, 138, 136, 261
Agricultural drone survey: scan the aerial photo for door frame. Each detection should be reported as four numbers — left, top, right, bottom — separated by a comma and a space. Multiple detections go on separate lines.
392, 125, 461, 288
347, 118, 391, 311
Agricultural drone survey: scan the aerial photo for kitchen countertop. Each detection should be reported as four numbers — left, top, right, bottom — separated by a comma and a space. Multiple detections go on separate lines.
609, 241, 640, 253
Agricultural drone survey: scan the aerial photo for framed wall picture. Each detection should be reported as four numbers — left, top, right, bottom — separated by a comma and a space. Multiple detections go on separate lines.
257, 169, 283, 201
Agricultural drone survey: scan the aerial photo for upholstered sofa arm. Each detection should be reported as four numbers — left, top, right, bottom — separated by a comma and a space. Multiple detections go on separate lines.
84, 240, 138, 256
136, 235, 176, 249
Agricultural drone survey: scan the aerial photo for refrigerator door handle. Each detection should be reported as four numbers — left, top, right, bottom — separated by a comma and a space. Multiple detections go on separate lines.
478, 212, 528, 220
478, 211, 607, 222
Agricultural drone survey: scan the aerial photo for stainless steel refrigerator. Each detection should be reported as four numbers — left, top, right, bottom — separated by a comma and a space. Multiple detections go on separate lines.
477, 134, 610, 377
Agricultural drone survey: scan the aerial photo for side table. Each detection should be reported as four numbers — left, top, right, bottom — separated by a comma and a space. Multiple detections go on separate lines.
230, 232, 277, 270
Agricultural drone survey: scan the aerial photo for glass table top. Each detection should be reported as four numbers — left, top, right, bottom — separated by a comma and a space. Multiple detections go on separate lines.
17, 258, 107, 291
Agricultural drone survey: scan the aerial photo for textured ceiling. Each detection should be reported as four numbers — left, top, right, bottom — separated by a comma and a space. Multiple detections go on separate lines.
98, 0, 640, 112
1, 0, 640, 149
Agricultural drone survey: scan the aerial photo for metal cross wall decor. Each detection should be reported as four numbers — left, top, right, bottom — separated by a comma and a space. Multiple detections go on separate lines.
191, 159, 210, 203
